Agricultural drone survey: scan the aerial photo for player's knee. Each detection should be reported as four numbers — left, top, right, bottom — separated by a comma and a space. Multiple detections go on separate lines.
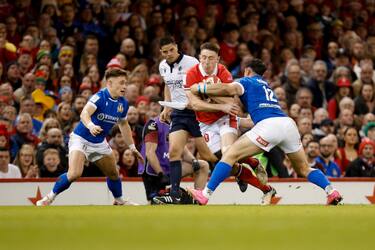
67, 170, 82, 182
107, 168, 119, 180
198, 160, 209, 174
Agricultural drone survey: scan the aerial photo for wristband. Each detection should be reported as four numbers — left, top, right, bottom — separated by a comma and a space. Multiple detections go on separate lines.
87, 122, 95, 130
198, 84, 201, 94
129, 144, 136, 150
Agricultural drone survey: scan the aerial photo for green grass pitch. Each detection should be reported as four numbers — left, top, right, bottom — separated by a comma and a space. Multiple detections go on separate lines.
1, 205, 374, 250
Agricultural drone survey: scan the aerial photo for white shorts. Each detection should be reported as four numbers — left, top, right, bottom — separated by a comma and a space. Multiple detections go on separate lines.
69, 133, 113, 162
245, 117, 302, 153
199, 115, 238, 153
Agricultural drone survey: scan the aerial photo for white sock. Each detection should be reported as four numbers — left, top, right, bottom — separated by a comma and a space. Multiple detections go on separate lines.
115, 197, 124, 202
202, 186, 213, 199
325, 185, 334, 195
47, 191, 56, 200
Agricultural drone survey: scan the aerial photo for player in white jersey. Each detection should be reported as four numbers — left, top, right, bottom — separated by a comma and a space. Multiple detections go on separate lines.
153, 37, 231, 204
187, 58, 343, 205
37, 69, 144, 206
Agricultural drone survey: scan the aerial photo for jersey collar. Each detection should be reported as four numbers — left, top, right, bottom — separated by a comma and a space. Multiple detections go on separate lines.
198, 63, 218, 77
166, 53, 184, 69
104, 88, 118, 102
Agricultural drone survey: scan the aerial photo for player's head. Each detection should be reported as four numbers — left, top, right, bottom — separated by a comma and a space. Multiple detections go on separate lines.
104, 68, 129, 98
245, 58, 267, 76
159, 36, 179, 63
199, 42, 220, 75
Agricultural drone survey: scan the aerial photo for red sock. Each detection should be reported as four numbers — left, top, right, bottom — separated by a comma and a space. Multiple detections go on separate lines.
238, 166, 271, 193
241, 157, 259, 169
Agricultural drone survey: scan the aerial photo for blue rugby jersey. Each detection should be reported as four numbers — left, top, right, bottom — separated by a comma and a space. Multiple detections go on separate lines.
74, 88, 129, 143
238, 75, 286, 125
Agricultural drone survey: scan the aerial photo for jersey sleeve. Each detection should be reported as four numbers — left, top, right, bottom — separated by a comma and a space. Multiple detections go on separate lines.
88, 92, 102, 109
234, 79, 246, 95
119, 100, 129, 121
144, 120, 159, 144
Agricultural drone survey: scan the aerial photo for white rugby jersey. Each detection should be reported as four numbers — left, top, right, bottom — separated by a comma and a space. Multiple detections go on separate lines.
159, 54, 199, 104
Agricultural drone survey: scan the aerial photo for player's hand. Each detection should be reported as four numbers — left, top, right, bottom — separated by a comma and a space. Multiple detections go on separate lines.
88, 123, 103, 136
221, 103, 241, 116
131, 148, 145, 165
159, 107, 171, 123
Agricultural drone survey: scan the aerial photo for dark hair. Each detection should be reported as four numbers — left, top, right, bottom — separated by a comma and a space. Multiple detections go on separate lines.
159, 36, 176, 48
0, 147, 9, 153
246, 58, 267, 76
200, 42, 220, 54
306, 139, 319, 147
104, 68, 129, 80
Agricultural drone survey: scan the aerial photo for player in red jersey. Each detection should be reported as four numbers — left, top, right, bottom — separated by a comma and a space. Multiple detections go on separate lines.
185, 42, 276, 204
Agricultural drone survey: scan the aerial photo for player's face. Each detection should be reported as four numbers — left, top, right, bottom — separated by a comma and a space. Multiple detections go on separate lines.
160, 43, 179, 64
199, 49, 219, 75
108, 76, 128, 98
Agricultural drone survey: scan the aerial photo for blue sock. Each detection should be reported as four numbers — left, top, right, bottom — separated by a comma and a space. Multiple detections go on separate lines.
169, 160, 182, 198
207, 161, 232, 192
106, 178, 123, 198
307, 169, 331, 190
52, 173, 72, 194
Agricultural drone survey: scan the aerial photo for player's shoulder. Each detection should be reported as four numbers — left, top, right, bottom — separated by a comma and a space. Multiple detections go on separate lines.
217, 64, 233, 82
181, 54, 199, 66
89, 89, 105, 103
186, 63, 200, 74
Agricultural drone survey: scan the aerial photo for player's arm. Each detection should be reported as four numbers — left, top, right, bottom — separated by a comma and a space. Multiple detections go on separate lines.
190, 82, 244, 97
80, 102, 103, 136
185, 91, 241, 116
118, 119, 145, 164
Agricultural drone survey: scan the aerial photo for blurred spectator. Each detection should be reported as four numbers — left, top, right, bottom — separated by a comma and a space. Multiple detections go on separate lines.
354, 83, 374, 116
327, 77, 352, 120
337, 127, 359, 174
282, 62, 306, 107
39, 148, 65, 177
10, 113, 40, 160
363, 122, 375, 142
305, 140, 324, 172
352, 63, 374, 97
36, 128, 67, 171
14, 72, 35, 103
316, 136, 341, 177
13, 144, 38, 178
0, 147, 21, 178
307, 60, 336, 108
120, 148, 138, 177
345, 138, 375, 177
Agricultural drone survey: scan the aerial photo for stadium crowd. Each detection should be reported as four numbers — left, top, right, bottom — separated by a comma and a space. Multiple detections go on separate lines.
0, 0, 374, 181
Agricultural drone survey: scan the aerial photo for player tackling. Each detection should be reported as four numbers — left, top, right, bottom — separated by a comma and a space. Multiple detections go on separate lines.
187, 58, 343, 205
37, 68, 144, 206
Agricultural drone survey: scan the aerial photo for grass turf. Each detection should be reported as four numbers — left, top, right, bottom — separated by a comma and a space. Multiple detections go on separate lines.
1, 205, 374, 250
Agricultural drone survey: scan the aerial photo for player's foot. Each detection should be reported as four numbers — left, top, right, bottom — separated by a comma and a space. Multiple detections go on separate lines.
255, 162, 268, 185
236, 178, 248, 192
36, 196, 54, 206
113, 198, 139, 206
187, 187, 208, 205
261, 187, 277, 205
152, 195, 181, 205
326, 190, 343, 205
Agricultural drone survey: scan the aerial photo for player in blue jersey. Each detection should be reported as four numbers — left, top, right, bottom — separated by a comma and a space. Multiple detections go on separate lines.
187, 58, 343, 205
37, 68, 144, 206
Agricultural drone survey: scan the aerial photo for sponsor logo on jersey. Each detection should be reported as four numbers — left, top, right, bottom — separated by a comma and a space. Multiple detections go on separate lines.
97, 113, 119, 124
256, 136, 269, 147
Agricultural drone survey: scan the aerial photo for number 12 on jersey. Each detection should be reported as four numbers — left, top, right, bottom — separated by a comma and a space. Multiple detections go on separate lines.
263, 86, 277, 102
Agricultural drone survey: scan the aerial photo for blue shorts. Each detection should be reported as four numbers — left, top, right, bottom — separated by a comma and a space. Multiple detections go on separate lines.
170, 109, 202, 138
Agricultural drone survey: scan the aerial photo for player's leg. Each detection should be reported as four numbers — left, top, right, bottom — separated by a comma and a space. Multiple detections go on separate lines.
182, 159, 209, 190
281, 117, 342, 205
188, 135, 263, 204
287, 148, 342, 205
168, 130, 189, 199
195, 137, 218, 163
36, 150, 86, 206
